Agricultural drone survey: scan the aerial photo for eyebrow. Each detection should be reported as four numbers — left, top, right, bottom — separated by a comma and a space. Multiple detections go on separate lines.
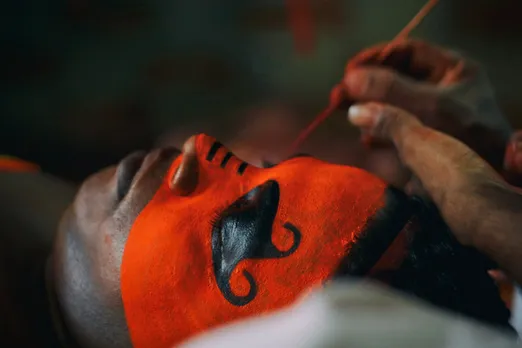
206, 142, 223, 161
237, 162, 248, 175
220, 152, 233, 168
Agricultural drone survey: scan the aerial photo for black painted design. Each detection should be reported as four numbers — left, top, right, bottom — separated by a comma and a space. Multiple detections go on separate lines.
221, 152, 233, 168
211, 180, 301, 306
206, 142, 223, 161
237, 162, 248, 175
281, 222, 302, 256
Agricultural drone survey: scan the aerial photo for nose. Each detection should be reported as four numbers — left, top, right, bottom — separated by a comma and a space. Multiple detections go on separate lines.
169, 135, 199, 196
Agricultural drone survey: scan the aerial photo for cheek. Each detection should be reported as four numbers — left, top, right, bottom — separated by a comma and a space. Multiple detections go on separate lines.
122, 202, 214, 293
91, 219, 124, 291
236, 221, 347, 310
121, 208, 216, 347
76, 167, 117, 226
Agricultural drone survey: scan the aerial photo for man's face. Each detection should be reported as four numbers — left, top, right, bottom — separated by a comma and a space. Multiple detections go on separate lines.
57, 134, 392, 348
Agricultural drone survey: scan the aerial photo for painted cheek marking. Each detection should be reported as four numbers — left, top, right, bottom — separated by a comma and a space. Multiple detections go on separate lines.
121, 135, 389, 348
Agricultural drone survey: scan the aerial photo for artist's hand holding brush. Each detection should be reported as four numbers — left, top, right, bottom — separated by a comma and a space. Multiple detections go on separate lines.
344, 39, 512, 172
348, 101, 522, 285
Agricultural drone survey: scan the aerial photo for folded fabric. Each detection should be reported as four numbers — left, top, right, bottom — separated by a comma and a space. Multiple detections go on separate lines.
181, 281, 519, 348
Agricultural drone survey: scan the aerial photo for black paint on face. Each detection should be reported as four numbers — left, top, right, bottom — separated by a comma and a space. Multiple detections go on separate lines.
211, 180, 301, 306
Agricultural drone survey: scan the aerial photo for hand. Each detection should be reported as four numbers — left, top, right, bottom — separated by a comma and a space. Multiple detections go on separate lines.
348, 102, 522, 285
343, 40, 512, 171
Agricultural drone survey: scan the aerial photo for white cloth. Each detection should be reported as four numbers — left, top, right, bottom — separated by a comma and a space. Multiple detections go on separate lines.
181, 281, 521, 348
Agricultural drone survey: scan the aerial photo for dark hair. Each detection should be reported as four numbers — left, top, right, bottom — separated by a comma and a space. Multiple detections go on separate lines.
334, 187, 514, 333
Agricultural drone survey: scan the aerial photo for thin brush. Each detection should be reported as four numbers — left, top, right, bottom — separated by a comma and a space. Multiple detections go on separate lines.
378, 0, 440, 60
287, 0, 439, 156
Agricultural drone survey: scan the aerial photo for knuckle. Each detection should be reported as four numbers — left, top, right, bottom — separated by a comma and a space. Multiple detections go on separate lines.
381, 105, 405, 127
372, 104, 399, 137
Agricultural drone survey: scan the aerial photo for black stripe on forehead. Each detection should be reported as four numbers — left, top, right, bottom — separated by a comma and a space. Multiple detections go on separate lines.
221, 152, 233, 168
237, 162, 248, 175
206, 142, 223, 161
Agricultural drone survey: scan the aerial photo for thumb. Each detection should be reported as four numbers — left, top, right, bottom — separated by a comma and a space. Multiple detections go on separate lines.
348, 102, 522, 284
347, 103, 505, 241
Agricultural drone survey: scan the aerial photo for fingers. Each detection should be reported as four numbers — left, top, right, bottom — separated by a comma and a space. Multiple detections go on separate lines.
343, 67, 439, 119
347, 103, 500, 218
347, 103, 423, 147
347, 39, 464, 81
343, 40, 472, 117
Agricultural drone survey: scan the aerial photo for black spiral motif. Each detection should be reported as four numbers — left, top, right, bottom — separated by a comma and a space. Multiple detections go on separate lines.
212, 180, 301, 306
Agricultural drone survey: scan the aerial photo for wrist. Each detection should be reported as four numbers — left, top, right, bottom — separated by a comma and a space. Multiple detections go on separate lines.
467, 183, 522, 283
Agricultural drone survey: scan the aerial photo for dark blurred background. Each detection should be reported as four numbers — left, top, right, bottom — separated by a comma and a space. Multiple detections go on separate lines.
2, 0, 522, 182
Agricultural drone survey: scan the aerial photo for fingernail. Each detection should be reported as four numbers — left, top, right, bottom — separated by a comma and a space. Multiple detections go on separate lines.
344, 69, 370, 95
348, 105, 374, 126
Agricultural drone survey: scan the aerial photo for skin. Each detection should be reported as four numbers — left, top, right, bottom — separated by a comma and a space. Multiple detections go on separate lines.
53, 146, 182, 348
51, 134, 392, 348
348, 102, 522, 285
50, 124, 519, 348
343, 40, 512, 184
1, 39, 514, 346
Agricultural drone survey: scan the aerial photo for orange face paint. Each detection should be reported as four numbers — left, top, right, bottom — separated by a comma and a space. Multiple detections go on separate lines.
121, 134, 391, 348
